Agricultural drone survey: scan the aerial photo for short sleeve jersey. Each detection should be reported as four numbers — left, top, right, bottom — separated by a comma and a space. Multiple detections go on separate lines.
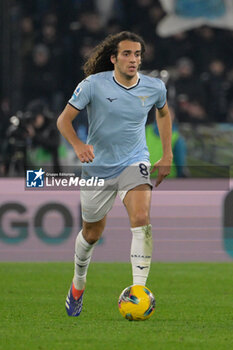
69, 71, 166, 179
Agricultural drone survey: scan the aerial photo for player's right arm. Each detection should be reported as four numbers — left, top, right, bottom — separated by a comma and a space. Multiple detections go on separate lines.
57, 104, 94, 163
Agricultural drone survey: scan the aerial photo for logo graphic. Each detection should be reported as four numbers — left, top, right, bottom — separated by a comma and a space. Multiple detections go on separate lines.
106, 97, 118, 102
136, 266, 149, 270
137, 96, 149, 106
26, 168, 45, 188
73, 85, 82, 98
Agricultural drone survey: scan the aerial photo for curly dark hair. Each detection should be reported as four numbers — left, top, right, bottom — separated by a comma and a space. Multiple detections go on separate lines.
83, 31, 145, 77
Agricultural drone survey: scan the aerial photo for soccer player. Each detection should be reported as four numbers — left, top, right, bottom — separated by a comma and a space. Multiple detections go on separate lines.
57, 31, 173, 317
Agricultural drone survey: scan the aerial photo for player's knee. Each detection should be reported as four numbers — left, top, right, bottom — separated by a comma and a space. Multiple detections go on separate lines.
83, 220, 105, 244
82, 228, 100, 244
131, 210, 150, 227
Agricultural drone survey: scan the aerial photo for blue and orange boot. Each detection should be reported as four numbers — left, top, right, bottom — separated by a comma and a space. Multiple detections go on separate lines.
65, 283, 84, 316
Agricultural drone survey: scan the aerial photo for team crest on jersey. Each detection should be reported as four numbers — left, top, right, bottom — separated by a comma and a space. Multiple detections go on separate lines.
138, 96, 149, 106
73, 86, 82, 98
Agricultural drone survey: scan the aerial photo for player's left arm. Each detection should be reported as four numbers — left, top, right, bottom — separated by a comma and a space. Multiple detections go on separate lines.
150, 102, 173, 187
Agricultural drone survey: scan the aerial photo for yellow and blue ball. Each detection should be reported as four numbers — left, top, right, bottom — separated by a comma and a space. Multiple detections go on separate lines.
118, 285, 155, 321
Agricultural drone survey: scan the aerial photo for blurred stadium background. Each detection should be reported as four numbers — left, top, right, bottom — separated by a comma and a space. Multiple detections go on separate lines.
0, 0, 233, 262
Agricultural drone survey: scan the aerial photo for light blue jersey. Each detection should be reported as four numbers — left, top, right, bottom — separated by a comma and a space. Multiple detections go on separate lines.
69, 71, 166, 179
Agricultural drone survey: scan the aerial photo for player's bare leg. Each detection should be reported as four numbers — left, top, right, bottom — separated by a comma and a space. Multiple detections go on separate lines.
123, 185, 153, 286
66, 216, 106, 316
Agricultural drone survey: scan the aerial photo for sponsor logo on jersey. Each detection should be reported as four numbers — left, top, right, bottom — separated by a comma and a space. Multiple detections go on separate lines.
106, 97, 118, 102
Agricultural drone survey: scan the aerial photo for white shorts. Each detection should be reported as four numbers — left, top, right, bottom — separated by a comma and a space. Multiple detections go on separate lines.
80, 161, 152, 222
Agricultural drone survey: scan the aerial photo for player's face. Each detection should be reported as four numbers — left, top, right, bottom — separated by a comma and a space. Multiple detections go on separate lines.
111, 40, 142, 80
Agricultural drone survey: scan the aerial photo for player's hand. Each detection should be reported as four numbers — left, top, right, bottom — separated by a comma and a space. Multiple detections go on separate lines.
150, 157, 172, 187
73, 142, 95, 163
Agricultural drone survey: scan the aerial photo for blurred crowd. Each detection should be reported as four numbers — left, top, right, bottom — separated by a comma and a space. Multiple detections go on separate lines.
1, 0, 233, 176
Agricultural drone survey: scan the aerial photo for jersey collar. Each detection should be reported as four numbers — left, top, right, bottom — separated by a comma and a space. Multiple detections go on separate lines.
112, 71, 140, 90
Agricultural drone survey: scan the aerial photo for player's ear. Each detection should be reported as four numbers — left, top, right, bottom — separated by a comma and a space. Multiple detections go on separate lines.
110, 55, 116, 64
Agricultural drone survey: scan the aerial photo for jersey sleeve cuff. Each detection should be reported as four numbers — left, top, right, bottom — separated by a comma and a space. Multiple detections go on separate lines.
68, 102, 83, 111
157, 102, 166, 110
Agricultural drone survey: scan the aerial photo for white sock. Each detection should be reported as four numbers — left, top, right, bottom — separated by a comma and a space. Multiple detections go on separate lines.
73, 230, 96, 290
130, 224, 153, 286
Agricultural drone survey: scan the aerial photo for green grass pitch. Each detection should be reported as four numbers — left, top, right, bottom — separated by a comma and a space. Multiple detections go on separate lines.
0, 262, 232, 350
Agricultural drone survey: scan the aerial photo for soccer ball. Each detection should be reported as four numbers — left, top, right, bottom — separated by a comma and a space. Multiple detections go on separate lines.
118, 285, 155, 321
